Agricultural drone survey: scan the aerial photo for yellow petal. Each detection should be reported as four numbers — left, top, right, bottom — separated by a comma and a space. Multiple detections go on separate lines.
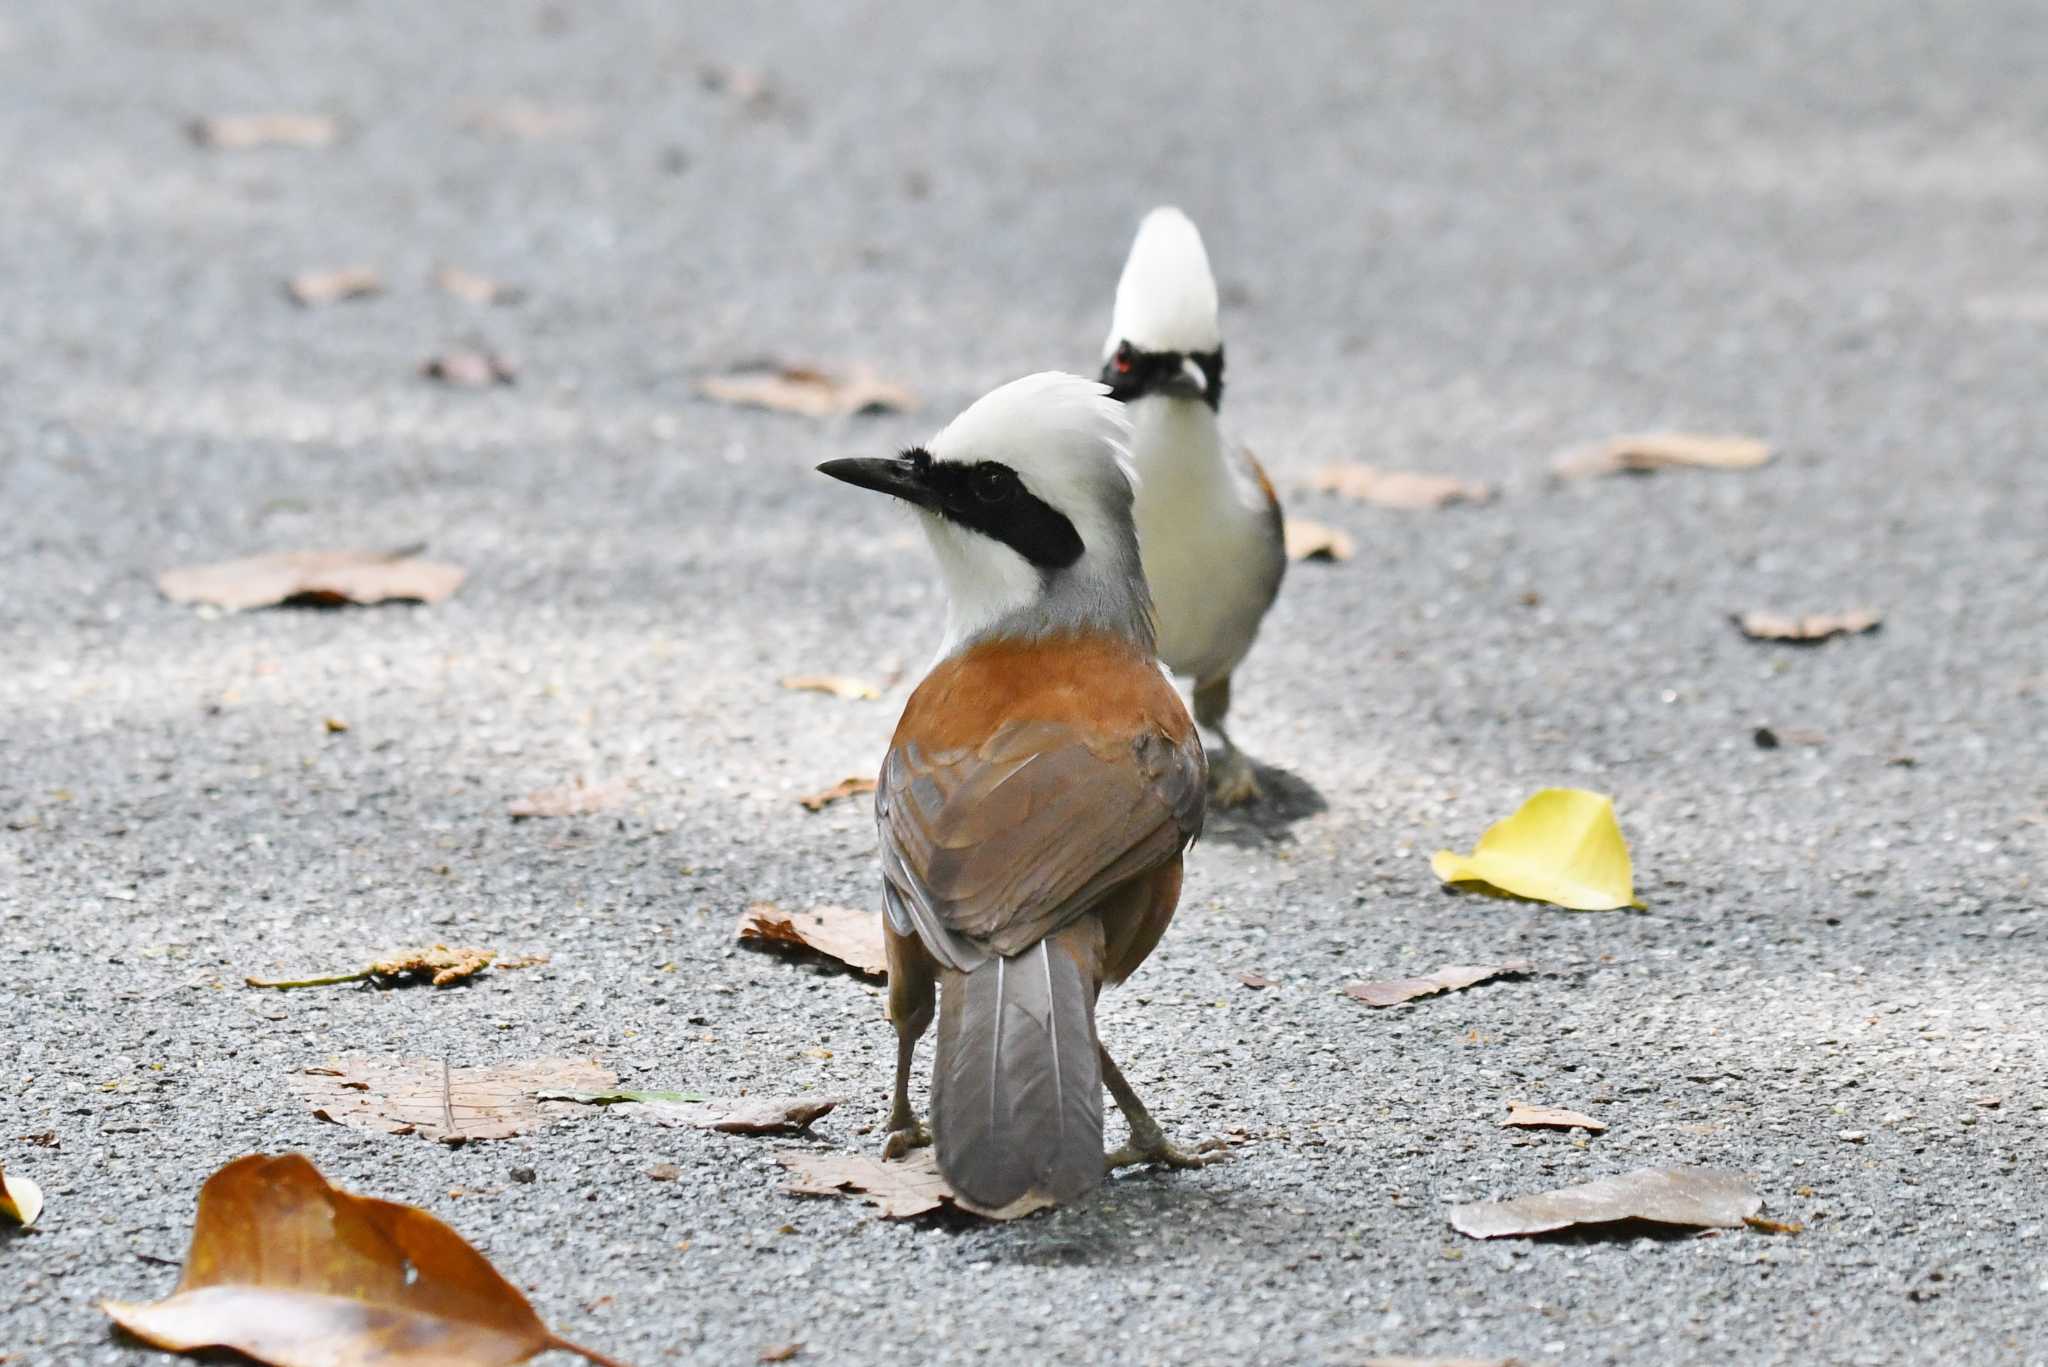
1431, 788, 1644, 911
0, 1166, 44, 1226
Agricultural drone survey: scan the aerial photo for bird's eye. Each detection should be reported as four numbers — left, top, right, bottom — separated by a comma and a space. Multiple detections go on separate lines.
973, 467, 1014, 504
1113, 343, 1134, 375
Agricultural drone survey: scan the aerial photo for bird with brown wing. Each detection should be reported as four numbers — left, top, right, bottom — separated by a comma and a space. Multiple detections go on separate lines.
818, 372, 1223, 1213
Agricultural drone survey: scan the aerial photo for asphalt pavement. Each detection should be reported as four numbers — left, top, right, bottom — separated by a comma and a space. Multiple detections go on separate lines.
2, 3, 2044, 1364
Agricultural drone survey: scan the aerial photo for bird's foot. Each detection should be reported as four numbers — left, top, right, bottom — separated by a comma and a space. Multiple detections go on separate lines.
1207, 750, 1263, 808
880, 1119, 932, 1160
1105, 1135, 1230, 1172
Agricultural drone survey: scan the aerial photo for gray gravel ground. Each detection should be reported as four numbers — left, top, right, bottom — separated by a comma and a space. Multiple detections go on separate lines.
4, 2, 2045, 1364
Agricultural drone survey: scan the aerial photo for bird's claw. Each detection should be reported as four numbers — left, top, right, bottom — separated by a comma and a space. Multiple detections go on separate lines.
1208, 752, 1262, 808
881, 1120, 932, 1160
1105, 1135, 1230, 1172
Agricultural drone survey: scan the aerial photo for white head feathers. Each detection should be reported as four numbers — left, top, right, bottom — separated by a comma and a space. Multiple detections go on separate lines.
1104, 206, 1222, 358
919, 372, 1152, 657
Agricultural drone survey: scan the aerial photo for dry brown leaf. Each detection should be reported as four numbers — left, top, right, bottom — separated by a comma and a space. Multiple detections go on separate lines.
290, 1056, 615, 1145
776, 1147, 1050, 1221
246, 945, 498, 990
646, 1163, 680, 1182
1238, 971, 1273, 990
1502, 1101, 1607, 1133
606, 1095, 839, 1136
463, 101, 593, 140
507, 778, 628, 820
698, 365, 917, 418
434, 266, 524, 306
1552, 432, 1773, 479
1283, 517, 1354, 562
158, 549, 464, 612
1344, 961, 1533, 1008
285, 266, 383, 308
1743, 1214, 1804, 1235
1449, 1166, 1762, 1239
100, 1153, 624, 1366
797, 776, 878, 813
1733, 609, 1882, 643
737, 902, 887, 977
422, 350, 518, 387
779, 674, 882, 701
189, 113, 339, 150
1310, 464, 1493, 510
1364, 1358, 1523, 1367
1752, 726, 1827, 749
0, 1164, 44, 1226
758, 1345, 803, 1364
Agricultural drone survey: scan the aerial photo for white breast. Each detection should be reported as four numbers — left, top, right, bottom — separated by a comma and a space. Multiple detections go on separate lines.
1125, 397, 1279, 684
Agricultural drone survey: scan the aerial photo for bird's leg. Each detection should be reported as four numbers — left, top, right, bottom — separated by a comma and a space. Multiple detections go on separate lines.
1193, 674, 1261, 807
1100, 1044, 1229, 1172
881, 940, 934, 1159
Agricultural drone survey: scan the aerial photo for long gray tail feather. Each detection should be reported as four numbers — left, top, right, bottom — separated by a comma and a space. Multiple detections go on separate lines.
932, 938, 1103, 1210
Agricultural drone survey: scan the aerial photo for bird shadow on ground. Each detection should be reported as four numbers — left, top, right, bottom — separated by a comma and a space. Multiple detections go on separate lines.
1200, 762, 1326, 847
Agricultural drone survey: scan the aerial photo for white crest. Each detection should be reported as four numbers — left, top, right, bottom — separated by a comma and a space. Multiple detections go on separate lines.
1104, 206, 1221, 358
917, 372, 1151, 657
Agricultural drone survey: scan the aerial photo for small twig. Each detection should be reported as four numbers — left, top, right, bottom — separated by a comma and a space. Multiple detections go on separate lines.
440, 1059, 459, 1144
244, 969, 373, 990
549, 1334, 636, 1367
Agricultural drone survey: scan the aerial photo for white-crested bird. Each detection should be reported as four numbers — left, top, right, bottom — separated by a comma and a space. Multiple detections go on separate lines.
1101, 206, 1286, 806
817, 371, 1220, 1213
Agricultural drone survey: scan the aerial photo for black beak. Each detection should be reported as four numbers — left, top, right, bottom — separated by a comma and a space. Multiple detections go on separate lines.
816, 455, 934, 509
1160, 355, 1209, 401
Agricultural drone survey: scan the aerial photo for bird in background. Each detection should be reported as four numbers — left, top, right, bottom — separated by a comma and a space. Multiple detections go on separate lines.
818, 372, 1222, 1214
1101, 206, 1286, 807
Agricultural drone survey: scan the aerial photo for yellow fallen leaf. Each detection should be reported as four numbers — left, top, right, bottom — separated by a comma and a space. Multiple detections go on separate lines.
1431, 788, 1643, 911
1282, 518, 1354, 562
1, 1164, 44, 1226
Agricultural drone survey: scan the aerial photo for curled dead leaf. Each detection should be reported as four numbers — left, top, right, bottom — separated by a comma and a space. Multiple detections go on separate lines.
779, 675, 882, 701
1, 1164, 44, 1226
1743, 1215, 1805, 1235
1344, 962, 1533, 1008
285, 266, 383, 308
698, 365, 917, 418
422, 350, 518, 388
1733, 609, 1882, 643
1283, 518, 1354, 562
1502, 1101, 1607, 1133
1449, 1166, 1762, 1239
290, 1056, 616, 1145
246, 944, 497, 990
797, 776, 877, 813
157, 549, 464, 612
758, 1346, 803, 1364
1237, 971, 1273, 990
1552, 432, 1772, 479
189, 113, 339, 150
100, 1153, 624, 1366
1309, 464, 1492, 510
434, 266, 524, 306
776, 1147, 1049, 1221
1753, 726, 1827, 749
507, 778, 629, 820
737, 902, 887, 977
548, 1091, 838, 1136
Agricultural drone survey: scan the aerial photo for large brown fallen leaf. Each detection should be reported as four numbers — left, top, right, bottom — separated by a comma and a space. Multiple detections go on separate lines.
1344, 961, 1533, 1008
738, 902, 887, 977
1, 1163, 44, 1226
777, 1147, 1049, 1221
1310, 464, 1493, 510
188, 113, 339, 150
101, 1153, 625, 1366
434, 266, 524, 306
1733, 609, 1882, 643
247, 945, 497, 991
797, 776, 877, 813
779, 674, 882, 701
285, 266, 383, 307
157, 549, 464, 612
1552, 432, 1772, 479
1449, 1166, 1762, 1239
1502, 1101, 1607, 1133
290, 1057, 615, 1145
698, 365, 917, 418
1283, 517, 1355, 562
545, 1090, 838, 1136
507, 778, 629, 820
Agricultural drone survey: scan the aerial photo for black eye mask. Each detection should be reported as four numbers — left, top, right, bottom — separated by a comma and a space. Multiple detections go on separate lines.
1101, 341, 1225, 410
913, 451, 1085, 570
